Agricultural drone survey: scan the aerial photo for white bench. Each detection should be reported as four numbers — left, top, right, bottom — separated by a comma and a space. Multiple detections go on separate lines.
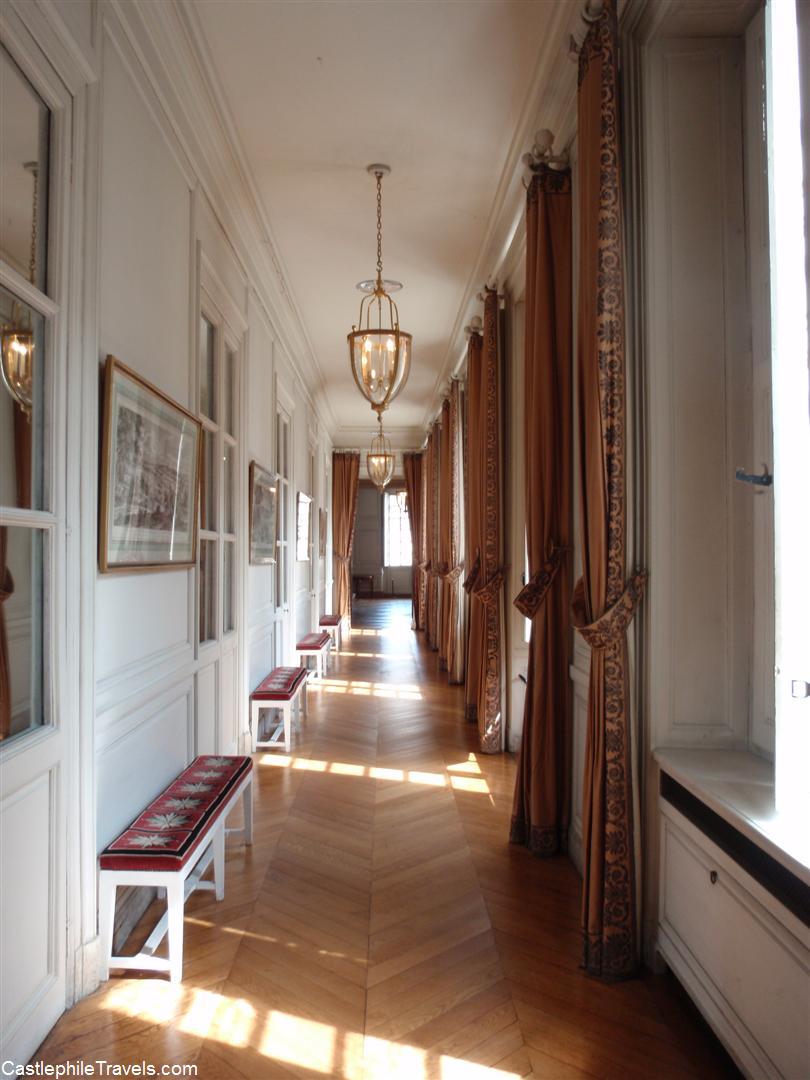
319, 613, 344, 653
98, 755, 253, 984
296, 631, 332, 680
250, 666, 308, 753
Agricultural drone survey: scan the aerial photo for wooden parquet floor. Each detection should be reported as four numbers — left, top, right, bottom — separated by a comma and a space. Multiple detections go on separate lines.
35, 600, 739, 1079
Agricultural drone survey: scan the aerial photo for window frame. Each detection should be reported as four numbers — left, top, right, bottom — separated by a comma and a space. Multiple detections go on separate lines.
196, 292, 241, 653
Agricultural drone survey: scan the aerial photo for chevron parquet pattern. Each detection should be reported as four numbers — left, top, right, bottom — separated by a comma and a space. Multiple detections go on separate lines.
34, 600, 738, 1079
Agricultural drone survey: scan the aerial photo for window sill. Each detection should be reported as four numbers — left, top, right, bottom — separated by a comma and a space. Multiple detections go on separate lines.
653, 747, 810, 888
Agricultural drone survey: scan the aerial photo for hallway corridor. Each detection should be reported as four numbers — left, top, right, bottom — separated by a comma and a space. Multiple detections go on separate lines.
35, 604, 736, 1079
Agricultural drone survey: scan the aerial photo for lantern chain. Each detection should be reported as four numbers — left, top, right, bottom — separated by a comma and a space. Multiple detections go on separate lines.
376, 171, 383, 282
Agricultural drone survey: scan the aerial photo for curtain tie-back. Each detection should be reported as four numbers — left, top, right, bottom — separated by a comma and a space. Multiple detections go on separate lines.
571, 569, 648, 650
441, 565, 464, 585
418, 560, 431, 573
472, 568, 505, 607
513, 543, 567, 619
0, 569, 14, 605
462, 554, 481, 594
334, 554, 351, 565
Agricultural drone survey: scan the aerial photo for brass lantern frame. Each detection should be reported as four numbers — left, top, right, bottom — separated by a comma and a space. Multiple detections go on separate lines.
347, 164, 412, 417
366, 416, 395, 491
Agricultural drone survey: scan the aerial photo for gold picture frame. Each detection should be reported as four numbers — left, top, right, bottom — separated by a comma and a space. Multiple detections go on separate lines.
99, 355, 202, 573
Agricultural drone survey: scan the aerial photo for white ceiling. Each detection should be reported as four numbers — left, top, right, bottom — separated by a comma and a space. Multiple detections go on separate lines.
191, 0, 572, 448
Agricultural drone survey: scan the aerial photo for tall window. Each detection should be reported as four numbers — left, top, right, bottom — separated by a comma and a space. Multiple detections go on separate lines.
384, 490, 412, 567
767, 0, 809, 810
0, 47, 50, 742
197, 311, 239, 646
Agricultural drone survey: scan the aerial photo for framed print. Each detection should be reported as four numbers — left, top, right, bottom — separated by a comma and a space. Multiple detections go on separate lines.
296, 492, 312, 561
318, 507, 327, 558
99, 355, 202, 573
249, 460, 278, 565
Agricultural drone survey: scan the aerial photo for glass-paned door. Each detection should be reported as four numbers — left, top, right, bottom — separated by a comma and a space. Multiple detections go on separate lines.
0, 36, 71, 1066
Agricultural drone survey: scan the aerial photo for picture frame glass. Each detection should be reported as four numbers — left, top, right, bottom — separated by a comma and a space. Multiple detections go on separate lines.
249, 462, 278, 565
101, 358, 201, 571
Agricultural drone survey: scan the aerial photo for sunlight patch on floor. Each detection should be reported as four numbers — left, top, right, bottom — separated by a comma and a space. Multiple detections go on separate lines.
102, 989, 522, 1079
337, 650, 414, 659
259, 753, 492, 795
260, 1010, 335, 1073
312, 676, 422, 701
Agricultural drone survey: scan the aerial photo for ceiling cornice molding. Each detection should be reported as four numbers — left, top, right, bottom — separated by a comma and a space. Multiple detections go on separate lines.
332, 423, 426, 453
112, 0, 338, 437
420, 0, 583, 433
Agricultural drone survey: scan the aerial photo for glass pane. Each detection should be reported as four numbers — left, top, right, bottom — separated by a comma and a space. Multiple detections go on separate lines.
199, 538, 216, 644
0, 526, 44, 742
0, 47, 49, 293
276, 546, 287, 609
0, 285, 45, 510
201, 430, 216, 531
223, 540, 235, 634
223, 442, 234, 535
224, 348, 235, 436
199, 317, 215, 421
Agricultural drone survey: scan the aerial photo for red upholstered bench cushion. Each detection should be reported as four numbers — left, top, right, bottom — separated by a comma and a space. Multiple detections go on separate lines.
319, 614, 341, 627
296, 632, 330, 651
99, 755, 252, 872
251, 666, 307, 701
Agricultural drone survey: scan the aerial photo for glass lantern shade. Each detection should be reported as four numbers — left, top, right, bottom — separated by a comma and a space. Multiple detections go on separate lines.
1, 328, 34, 418
367, 426, 395, 490
348, 290, 412, 417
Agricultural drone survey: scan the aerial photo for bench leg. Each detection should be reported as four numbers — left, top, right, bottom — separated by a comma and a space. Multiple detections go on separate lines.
167, 877, 185, 983
250, 700, 259, 754
243, 775, 253, 846
98, 873, 116, 981
302, 681, 308, 717
283, 702, 291, 752
213, 826, 225, 902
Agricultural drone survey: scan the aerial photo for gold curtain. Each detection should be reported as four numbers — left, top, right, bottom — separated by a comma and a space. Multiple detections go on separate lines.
445, 380, 466, 684
510, 166, 573, 855
574, 0, 646, 980
464, 331, 483, 723
332, 452, 360, 622
438, 398, 452, 670
425, 422, 441, 651
465, 289, 504, 752
403, 452, 424, 630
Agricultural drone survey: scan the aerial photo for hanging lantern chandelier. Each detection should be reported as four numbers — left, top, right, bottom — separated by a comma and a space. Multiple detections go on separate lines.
348, 164, 412, 417
367, 416, 395, 491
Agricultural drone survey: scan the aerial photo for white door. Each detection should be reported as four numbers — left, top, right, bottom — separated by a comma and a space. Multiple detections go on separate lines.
196, 292, 244, 756
0, 25, 74, 1064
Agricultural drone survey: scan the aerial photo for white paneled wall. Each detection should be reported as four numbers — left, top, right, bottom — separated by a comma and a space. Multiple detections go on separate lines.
94, 23, 196, 844
89, 0, 334, 861
352, 485, 413, 597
